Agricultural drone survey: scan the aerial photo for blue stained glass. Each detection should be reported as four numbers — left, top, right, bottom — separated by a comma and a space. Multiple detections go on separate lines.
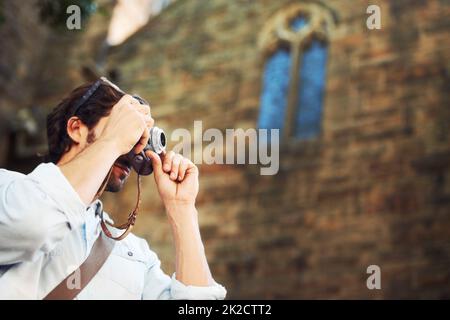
295, 40, 328, 139
258, 16, 328, 140
291, 16, 308, 31
258, 49, 291, 136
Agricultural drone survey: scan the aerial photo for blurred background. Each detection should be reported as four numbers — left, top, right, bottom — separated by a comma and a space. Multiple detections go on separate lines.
0, 0, 449, 299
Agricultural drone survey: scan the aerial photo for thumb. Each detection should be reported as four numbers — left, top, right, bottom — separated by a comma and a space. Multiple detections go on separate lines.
145, 150, 163, 178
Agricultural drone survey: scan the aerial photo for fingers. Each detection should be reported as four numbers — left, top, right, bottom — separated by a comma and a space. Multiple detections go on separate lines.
160, 151, 195, 182
137, 103, 151, 117
186, 161, 198, 178
121, 94, 139, 109
145, 150, 163, 178
136, 103, 154, 127
145, 115, 155, 128
133, 113, 153, 154
162, 151, 174, 173
134, 123, 149, 154
177, 158, 188, 181
117, 94, 134, 105
105, 94, 155, 155
169, 154, 182, 181
128, 96, 150, 116
125, 95, 154, 127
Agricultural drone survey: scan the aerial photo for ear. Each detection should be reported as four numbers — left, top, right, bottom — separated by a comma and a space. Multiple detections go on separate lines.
66, 116, 89, 145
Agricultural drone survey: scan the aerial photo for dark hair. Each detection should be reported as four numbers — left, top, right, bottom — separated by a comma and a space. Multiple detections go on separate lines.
46, 81, 125, 163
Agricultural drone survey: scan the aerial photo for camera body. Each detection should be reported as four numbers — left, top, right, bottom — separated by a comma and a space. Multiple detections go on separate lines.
126, 126, 166, 175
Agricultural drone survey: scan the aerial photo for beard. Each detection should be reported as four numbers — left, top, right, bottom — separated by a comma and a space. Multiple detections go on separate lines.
105, 155, 132, 193
84, 131, 132, 193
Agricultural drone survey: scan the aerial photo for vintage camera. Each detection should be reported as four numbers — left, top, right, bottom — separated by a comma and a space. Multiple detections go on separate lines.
126, 126, 166, 175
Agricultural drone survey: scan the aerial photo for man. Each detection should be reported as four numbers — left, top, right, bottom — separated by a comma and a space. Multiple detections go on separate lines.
0, 78, 226, 299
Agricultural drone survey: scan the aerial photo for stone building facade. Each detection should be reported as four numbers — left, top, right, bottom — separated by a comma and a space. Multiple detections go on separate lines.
0, 0, 449, 298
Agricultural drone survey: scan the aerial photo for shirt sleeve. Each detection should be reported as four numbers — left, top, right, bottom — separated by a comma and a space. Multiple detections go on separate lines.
141, 241, 227, 300
0, 163, 86, 264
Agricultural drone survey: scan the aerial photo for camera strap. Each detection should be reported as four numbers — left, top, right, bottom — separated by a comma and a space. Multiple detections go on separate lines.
44, 167, 141, 299
99, 172, 143, 241
44, 231, 115, 300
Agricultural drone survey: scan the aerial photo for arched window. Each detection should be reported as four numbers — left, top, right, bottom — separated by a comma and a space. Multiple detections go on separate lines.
259, 49, 291, 136
258, 4, 335, 141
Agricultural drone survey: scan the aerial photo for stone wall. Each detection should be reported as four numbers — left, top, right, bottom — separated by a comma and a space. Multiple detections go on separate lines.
105, 0, 450, 299
1, 0, 449, 298
0, 0, 113, 170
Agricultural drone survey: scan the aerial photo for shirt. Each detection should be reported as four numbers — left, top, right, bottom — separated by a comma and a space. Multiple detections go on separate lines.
0, 163, 226, 300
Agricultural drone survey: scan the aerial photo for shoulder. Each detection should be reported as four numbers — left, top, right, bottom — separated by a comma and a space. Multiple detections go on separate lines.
0, 166, 45, 198
0, 163, 59, 186
0, 167, 26, 183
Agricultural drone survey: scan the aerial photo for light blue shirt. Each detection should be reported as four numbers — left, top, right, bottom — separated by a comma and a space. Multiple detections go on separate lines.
0, 163, 226, 300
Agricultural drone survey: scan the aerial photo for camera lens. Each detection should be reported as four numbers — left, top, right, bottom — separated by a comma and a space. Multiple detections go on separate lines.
160, 131, 166, 147
148, 127, 166, 154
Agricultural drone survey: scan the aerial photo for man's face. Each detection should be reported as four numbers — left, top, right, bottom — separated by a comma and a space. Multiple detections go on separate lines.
105, 154, 132, 192
86, 115, 136, 193
65, 98, 153, 194
86, 123, 133, 193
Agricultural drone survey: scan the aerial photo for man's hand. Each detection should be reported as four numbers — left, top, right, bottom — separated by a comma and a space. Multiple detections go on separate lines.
100, 94, 154, 155
59, 94, 154, 205
147, 150, 215, 287
146, 150, 199, 211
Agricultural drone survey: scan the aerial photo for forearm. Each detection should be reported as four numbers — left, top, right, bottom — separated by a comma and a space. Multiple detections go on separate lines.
167, 204, 214, 287
58, 138, 121, 205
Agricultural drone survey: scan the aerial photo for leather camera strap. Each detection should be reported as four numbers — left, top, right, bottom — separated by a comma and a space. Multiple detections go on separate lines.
100, 173, 142, 241
45, 164, 144, 298
44, 232, 115, 300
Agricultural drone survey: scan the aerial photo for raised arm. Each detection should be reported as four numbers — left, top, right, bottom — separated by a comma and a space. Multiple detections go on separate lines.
58, 94, 151, 205
147, 151, 216, 287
